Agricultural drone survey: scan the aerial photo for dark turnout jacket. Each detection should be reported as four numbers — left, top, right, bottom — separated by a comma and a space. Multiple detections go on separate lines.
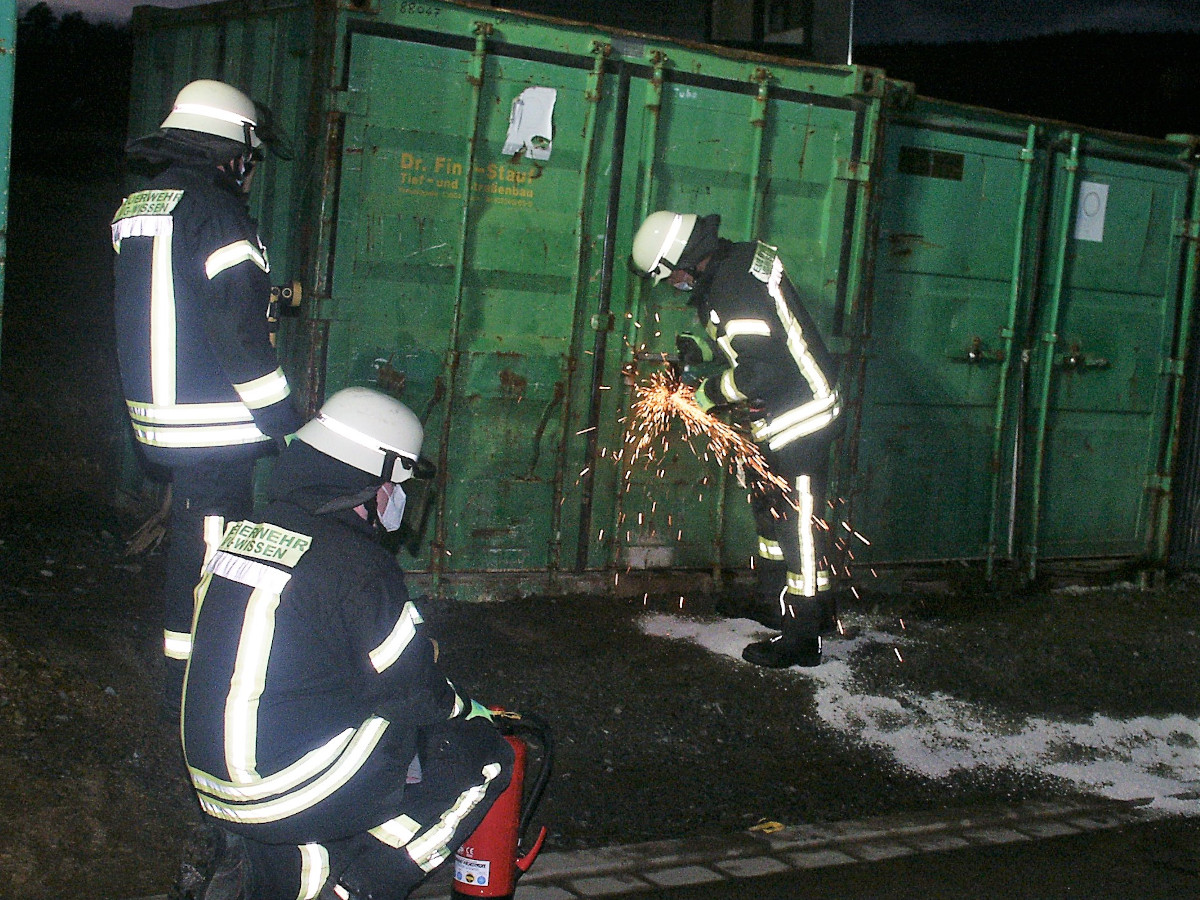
112, 162, 300, 466
180, 443, 510, 865
691, 239, 841, 451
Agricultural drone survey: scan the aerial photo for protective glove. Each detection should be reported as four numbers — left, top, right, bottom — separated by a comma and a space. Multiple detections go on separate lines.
728, 399, 767, 424
680, 364, 705, 389
466, 700, 496, 722
676, 332, 714, 366
681, 361, 726, 396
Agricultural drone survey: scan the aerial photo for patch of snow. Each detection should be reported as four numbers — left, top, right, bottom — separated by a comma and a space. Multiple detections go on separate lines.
640, 613, 1200, 816
1053, 582, 1143, 595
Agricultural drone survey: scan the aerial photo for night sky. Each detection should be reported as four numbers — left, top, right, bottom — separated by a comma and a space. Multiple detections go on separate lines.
37, 0, 1200, 44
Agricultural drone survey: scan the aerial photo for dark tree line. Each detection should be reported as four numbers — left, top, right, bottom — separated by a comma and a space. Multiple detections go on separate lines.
12, 3, 1198, 182
14, 2, 132, 176
857, 31, 1200, 140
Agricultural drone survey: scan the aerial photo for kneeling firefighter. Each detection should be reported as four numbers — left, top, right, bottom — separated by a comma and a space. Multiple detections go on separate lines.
175, 387, 513, 900
631, 211, 845, 669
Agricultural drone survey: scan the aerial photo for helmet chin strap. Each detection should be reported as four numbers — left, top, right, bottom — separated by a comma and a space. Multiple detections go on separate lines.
379, 449, 401, 483
364, 493, 382, 529
224, 124, 258, 189
225, 153, 256, 188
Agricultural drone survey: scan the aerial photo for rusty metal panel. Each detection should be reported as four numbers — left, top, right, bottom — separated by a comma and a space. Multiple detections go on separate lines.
326, 29, 603, 573
314, 3, 881, 580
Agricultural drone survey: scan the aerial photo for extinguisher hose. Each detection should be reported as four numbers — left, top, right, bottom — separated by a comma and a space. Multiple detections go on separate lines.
506, 711, 553, 846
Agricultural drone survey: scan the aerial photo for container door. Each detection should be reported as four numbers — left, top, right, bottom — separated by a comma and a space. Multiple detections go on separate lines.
585, 74, 873, 574
855, 125, 1031, 562
329, 29, 606, 573
1024, 147, 1192, 563
324, 19, 877, 582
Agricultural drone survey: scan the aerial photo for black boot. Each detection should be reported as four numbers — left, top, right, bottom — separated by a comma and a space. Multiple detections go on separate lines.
817, 590, 839, 635
744, 594, 823, 668
742, 634, 822, 668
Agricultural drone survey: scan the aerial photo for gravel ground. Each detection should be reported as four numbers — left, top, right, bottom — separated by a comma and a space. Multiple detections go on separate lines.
4, 173, 1199, 899
3, 480, 1199, 898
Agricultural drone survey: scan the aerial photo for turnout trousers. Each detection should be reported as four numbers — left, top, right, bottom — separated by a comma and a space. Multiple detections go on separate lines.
162, 457, 257, 716
220, 719, 514, 900
749, 430, 835, 641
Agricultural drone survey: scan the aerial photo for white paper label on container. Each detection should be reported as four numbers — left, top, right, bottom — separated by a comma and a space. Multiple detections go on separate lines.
501, 86, 556, 161
1074, 181, 1109, 243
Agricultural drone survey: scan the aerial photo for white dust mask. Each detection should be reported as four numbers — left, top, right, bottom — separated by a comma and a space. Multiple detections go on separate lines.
379, 484, 407, 532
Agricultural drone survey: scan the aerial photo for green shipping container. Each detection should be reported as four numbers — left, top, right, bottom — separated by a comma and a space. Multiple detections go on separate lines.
124, 0, 1200, 595
857, 97, 1199, 582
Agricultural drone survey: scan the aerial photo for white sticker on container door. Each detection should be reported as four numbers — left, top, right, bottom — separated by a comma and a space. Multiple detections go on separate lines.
1074, 181, 1109, 242
501, 86, 556, 161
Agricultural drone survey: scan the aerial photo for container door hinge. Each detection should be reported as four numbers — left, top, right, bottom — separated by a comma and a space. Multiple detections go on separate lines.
1173, 218, 1200, 241
837, 158, 871, 182
330, 88, 368, 117
1146, 473, 1171, 496
1161, 357, 1186, 378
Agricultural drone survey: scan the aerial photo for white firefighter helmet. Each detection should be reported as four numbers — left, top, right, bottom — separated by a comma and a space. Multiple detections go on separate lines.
631, 211, 698, 284
296, 388, 424, 483
160, 79, 262, 150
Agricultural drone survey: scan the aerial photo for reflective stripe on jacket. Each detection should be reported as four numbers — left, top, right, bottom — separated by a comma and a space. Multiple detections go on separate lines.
112, 164, 300, 465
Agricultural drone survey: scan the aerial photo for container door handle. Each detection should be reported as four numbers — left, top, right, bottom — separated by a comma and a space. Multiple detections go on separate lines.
1054, 343, 1109, 370
947, 336, 1005, 364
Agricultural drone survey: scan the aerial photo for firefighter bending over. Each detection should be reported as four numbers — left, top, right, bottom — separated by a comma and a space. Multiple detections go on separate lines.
113, 80, 302, 716
172, 388, 513, 900
632, 211, 845, 669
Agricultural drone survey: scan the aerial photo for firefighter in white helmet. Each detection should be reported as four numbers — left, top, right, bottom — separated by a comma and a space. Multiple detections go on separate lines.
172, 387, 512, 900
112, 80, 302, 717
632, 211, 845, 668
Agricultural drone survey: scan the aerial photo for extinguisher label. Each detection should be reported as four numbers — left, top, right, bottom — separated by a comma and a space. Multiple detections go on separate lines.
454, 854, 491, 886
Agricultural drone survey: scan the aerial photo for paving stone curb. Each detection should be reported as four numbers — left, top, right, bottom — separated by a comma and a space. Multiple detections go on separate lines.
410, 799, 1150, 899
130, 799, 1154, 900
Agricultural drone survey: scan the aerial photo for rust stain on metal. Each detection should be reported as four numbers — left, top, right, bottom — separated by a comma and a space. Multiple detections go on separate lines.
498, 368, 528, 399
888, 232, 942, 256
376, 359, 407, 398
471, 527, 517, 539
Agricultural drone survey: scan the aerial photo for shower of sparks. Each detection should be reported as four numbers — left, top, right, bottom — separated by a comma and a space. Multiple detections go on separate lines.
626, 370, 790, 497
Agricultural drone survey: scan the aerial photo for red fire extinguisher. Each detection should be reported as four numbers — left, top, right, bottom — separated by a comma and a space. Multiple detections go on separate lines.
452, 710, 551, 899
